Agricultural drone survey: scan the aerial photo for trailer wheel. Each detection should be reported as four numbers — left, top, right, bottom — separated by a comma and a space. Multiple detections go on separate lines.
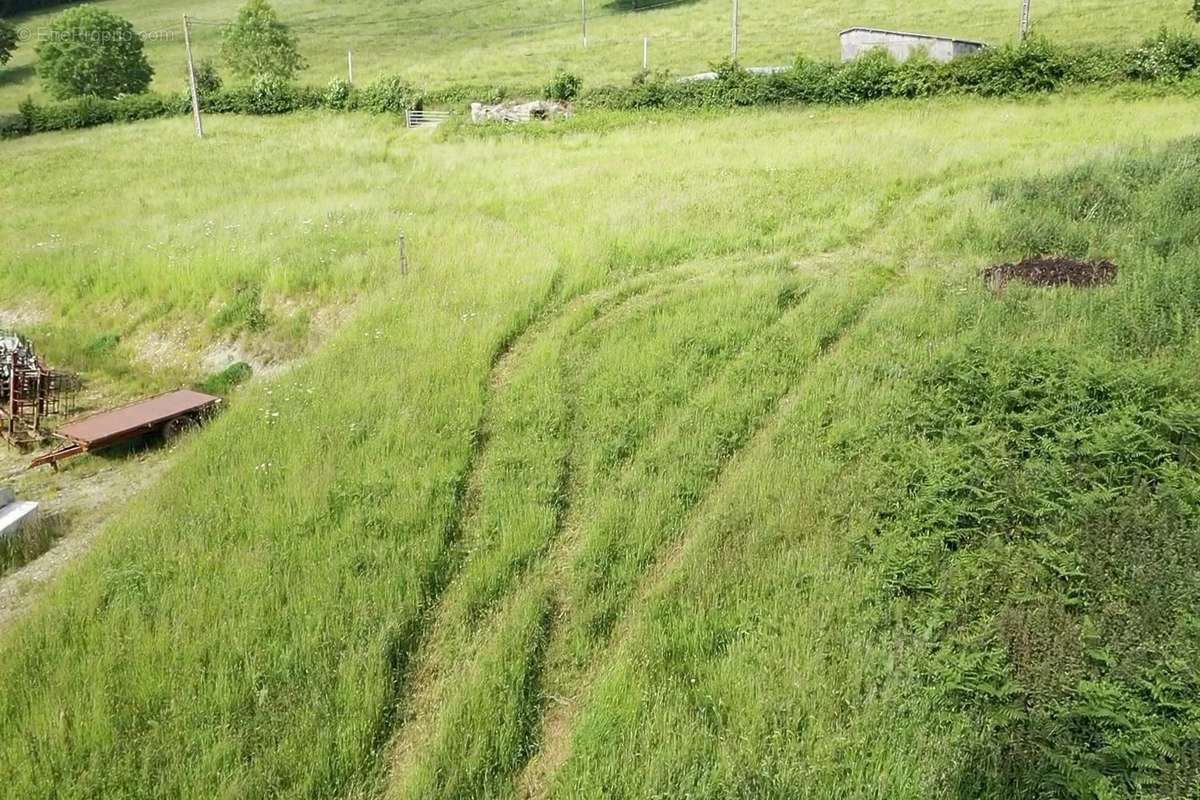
162, 415, 197, 444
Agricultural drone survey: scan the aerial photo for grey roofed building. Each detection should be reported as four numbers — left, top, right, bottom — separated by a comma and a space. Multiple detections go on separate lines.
840, 27, 986, 64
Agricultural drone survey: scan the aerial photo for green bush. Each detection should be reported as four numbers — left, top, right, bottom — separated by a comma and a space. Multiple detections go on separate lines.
948, 36, 1073, 95
244, 74, 298, 114
36, 6, 153, 99
829, 49, 898, 102
1127, 30, 1200, 81
321, 77, 352, 110
204, 75, 316, 114
884, 51, 950, 98
544, 69, 582, 102
353, 75, 422, 114
0, 111, 27, 138
192, 59, 223, 98
198, 361, 253, 395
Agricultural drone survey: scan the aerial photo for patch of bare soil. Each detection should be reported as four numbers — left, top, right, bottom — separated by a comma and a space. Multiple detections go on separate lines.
0, 453, 170, 633
0, 303, 49, 330
984, 257, 1118, 290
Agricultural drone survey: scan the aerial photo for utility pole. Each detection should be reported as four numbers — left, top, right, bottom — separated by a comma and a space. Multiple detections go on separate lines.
731, 0, 740, 59
182, 14, 203, 139
347, 49, 354, 84
581, 0, 588, 47
1020, 0, 1032, 40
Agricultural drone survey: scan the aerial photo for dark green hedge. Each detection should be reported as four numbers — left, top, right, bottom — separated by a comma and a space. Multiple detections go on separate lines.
4, 33, 1199, 140
583, 33, 1200, 110
1, 74, 425, 137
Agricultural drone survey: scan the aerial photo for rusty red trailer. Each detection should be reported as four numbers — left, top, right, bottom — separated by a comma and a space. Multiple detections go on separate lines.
30, 389, 221, 469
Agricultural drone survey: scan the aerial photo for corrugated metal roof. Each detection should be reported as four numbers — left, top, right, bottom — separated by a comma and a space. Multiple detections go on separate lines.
60, 389, 219, 445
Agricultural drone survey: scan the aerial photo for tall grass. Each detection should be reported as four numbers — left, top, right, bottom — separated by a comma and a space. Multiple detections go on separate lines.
0, 95, 1198, 798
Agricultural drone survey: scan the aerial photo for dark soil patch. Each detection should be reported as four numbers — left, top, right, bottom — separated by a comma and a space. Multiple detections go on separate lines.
983, 257, 1117, 290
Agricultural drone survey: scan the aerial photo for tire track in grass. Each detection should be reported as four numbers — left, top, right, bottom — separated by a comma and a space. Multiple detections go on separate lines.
517, 269, 898, 799
386, 261, 816, 797
383, 264, 715, 794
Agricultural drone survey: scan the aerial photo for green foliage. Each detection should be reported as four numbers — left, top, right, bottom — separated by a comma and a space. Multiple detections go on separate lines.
321, 76, 351, 110
1127, 30, 1200, 81
869, 136, 1200, 800
872, 346, 1200, 798
192, 58, 222, 97
1192, 0, 1200, 23
585, 35, 1200, 111
220, 0, 306, 82
10, 33, 1200, 139
198, 361, 253, 396
544, 69, 582, 102
0, 17, 16, 66
35, 5, 153, 99
10, 91, 184, 134
213, 282, 269, 332
951, 36, 1074, 94
352, 74, 422, 113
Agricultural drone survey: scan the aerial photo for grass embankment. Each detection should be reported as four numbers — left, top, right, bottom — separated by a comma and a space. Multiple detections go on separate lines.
0, 94, 1199, 798
0, 0, 1190, 112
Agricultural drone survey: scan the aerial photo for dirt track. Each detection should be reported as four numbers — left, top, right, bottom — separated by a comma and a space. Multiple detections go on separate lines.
0, 455, 169, 633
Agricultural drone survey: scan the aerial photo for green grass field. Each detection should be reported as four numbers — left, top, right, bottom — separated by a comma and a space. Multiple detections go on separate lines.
2, 88, 1200, 798
0, 0, 1192, 112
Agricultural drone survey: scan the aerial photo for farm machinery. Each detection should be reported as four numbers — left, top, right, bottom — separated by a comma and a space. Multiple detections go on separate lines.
0, 332, 79, 448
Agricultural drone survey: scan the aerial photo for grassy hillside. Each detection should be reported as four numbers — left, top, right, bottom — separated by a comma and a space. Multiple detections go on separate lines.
1, 92, 1200, 798
0, 0, 1192, 111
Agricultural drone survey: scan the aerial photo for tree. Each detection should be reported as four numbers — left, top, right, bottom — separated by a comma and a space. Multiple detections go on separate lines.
36, 6, 152, 99
0, 18, 17, 66
1193, 0, 1200, 22
220, 0, 306, 82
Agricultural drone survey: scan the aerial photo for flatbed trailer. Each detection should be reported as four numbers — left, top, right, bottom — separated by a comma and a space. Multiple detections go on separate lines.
30, 389, 221, 470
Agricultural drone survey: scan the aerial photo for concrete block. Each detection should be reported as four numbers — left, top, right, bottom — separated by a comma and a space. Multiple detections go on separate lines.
0, 501, 39, 540
0, 487, 14, 509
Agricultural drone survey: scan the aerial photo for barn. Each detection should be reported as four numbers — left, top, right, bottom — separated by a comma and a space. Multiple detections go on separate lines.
840, 27, 986, 64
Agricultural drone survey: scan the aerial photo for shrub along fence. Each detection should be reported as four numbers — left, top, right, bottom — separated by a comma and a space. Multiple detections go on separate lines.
3, 32, 1199, 139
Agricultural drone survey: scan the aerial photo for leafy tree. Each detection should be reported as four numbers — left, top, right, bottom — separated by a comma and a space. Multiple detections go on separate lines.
220, 0, 306, 81
36, 6, 152, 99
0, 19, 16, 66
1193, 0, 1200, 23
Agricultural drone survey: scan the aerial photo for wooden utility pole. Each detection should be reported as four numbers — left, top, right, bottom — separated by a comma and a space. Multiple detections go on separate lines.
581, 0, 588, 47
731, 0, 740, 59
1020, 0, 1032, 40
182, 14, 203, 139
347, 50, 354, 84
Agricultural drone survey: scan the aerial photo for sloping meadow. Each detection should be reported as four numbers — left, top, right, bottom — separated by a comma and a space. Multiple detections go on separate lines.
0, 98, 1198, 799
